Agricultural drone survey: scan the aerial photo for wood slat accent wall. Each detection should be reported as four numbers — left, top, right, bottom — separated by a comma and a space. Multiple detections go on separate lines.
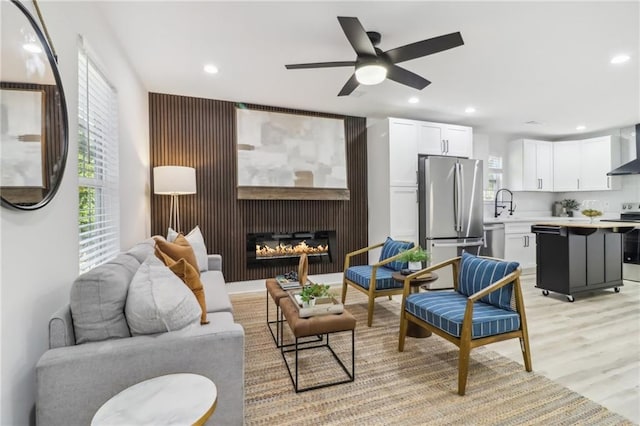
149, 93, 368, 281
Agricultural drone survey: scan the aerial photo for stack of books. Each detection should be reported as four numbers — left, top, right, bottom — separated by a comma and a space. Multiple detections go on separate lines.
275, 275, 303, 290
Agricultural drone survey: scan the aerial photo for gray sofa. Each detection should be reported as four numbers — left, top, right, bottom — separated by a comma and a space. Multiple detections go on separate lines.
35, 239, 245, 425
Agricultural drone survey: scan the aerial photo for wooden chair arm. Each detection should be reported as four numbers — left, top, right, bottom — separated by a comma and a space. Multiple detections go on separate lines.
466, 268, 522, 303
461, 270, 521, 335
343, 242, 385, 269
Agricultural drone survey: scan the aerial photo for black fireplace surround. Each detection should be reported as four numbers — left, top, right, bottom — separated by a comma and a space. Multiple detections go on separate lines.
247, 230, 336, 268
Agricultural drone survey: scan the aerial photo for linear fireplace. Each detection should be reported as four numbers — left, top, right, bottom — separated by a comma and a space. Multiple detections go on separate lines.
246, 230, 335, 268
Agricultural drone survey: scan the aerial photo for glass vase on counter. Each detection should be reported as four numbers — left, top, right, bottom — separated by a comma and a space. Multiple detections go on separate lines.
581, 200, 604, 223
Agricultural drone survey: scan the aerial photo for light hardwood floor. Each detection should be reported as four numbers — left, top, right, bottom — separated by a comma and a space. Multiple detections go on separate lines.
490, 275, 640, 424
230, 273, 640, 423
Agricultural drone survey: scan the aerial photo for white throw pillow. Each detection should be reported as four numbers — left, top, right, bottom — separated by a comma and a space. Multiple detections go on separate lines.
125, 255, 201, 336
167, 226, 208, 272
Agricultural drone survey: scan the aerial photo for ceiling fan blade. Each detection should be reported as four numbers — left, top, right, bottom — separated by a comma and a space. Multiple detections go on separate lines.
387, 65, 431, 90
385, 32, 464, 64
285, 61, 355, 70
338, 16, 377, 57
338, 74, 359, 96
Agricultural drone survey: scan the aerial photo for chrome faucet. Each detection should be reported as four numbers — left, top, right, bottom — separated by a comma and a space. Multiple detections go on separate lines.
494, 188, 515, 218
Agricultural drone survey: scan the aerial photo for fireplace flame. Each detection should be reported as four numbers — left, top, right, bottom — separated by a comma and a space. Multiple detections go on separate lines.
255, 240, 328, 258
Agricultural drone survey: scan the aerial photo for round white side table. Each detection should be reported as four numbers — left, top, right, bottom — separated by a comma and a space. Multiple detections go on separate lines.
91, 373, 217, 426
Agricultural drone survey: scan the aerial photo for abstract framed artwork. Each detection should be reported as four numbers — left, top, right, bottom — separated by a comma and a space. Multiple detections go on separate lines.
236, 107, 349, 200
0, 88, 46, 188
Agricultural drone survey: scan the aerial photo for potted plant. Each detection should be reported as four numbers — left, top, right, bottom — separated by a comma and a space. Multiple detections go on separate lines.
398, 246, 430, 271
561, 199, 580, 217
299, 283, 331, 308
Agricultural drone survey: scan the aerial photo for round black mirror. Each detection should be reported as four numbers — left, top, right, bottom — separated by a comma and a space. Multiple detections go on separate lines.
1, 0, 68, 210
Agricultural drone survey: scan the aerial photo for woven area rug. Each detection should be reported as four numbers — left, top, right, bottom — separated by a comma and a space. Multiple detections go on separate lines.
231, 290, 632, 425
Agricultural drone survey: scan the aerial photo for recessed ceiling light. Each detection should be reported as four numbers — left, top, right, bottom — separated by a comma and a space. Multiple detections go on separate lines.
610, 54, 630, 64
408, 97, 419, 104
465, 106, 476, 113
204, 64, 219, 74
576, 125, 586, 131
22, 43, 42, 53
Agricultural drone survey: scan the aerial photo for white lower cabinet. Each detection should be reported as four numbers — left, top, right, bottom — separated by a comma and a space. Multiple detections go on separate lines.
504, 223, 536, 271
389, 186, 418, 243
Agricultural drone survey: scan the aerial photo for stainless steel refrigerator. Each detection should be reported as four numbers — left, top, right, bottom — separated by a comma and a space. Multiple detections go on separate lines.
418, 155, 484, 289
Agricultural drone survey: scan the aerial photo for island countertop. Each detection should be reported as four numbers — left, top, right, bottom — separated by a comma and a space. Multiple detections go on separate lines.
533, 221, 637, 230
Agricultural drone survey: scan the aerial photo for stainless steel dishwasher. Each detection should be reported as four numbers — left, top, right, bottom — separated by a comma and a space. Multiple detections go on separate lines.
480, 223, 505, 259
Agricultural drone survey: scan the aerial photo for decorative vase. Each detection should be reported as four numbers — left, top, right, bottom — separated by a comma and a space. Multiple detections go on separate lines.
302, 298, 316, 308
408, 261, 422, 271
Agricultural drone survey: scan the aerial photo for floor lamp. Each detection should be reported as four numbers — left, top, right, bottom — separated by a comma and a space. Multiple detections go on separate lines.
153, 166, 196, 233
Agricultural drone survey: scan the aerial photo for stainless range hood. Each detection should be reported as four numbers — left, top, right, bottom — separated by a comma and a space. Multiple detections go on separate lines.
608, 123, 640, 175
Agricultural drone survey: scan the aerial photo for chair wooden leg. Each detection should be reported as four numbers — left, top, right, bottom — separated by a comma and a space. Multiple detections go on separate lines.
341, 280, 348, 304
388, 295, 392, 300
520, 335, 533, 372
398, 314, 407, 352
366, 292, 375, 327
458, 340, 471, 396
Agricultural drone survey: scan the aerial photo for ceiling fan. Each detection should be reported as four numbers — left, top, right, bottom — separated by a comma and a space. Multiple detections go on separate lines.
285, 16, 464, 96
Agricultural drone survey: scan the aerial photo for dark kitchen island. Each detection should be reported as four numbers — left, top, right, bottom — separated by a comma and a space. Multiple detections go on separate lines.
531, 221, 636, 302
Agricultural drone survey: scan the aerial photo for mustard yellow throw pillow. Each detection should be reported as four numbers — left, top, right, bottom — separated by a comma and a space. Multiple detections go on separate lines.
154, 234, 200, 276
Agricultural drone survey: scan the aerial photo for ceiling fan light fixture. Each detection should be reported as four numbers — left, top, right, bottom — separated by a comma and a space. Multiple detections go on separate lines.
355, 63, 387, 85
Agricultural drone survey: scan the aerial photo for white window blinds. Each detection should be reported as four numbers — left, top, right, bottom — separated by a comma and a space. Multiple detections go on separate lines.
78, 48, 119, 273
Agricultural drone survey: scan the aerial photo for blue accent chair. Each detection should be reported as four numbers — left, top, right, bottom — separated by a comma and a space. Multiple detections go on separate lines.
398, 253, 532, 395
342, 238, 415, 327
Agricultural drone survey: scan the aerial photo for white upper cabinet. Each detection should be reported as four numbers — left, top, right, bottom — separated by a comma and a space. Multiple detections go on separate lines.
552, 141, 580, 191
580, 137, 615, 190
507, 139, 553, 191
553, 136, 618, 191
443, 124, 474, 157
389, 119, 419, 186
417, 121, 473, 158
416, 122, 443, 155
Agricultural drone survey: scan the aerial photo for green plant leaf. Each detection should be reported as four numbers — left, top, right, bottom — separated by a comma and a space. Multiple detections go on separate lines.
397, 247, 430, 262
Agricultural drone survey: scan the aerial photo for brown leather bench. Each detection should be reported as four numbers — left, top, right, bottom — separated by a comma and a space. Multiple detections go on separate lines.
279, 297, 356, 392
265, 278, 290, 347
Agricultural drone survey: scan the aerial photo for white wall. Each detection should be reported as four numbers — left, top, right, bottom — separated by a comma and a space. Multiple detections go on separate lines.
0, 2, 149, 425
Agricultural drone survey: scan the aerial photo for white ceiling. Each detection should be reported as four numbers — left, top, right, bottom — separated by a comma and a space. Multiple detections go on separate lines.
98, 1, 640, 139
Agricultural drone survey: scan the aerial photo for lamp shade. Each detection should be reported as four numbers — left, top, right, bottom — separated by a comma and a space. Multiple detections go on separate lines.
153, 166, 196, 195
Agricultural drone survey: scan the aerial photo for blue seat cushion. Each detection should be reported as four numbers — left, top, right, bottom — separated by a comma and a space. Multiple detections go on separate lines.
345, 266, 403, 291
405, 291, 521, 339
379, 237, 414, 271
458, 252, 519, 311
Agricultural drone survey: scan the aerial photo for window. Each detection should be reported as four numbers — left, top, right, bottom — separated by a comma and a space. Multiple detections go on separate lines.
484, 155, 503, 201
78, 47, 119, 273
